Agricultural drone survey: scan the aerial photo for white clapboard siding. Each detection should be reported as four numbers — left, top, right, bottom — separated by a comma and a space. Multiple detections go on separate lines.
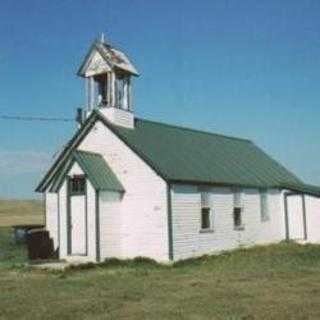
86, 180, 97, 261
304, 195, 320, 243
286, 195, 304, 240
282, 193, 320, 243
171, 184, 284, 260
100, 107, 134, 129
58, 181, 67, 259
45, 191, 59, 250
99, 191, 122, 259
79, 120, 169, 262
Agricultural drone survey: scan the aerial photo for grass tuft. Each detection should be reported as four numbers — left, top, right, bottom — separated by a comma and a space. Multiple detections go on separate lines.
65, 256, 161, 272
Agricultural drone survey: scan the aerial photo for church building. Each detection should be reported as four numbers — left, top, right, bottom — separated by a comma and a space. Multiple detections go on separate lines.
36, 36, 320, 263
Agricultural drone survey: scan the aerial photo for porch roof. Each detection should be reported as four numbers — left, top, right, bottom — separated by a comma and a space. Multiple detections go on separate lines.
50, 150, 125, 193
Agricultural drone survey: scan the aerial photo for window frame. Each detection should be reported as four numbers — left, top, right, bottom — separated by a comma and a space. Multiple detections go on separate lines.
233, 207, 244, 230
199, 191, 214, 233
69, 175, 86, 196
233, 189, 245, 231
201, 207, 212, 231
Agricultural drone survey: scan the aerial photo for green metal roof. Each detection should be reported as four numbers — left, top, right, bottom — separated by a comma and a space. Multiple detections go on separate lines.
36, 110, 320, 197
50, 150, 124, 193
283, 183, 320, 197
105, 116, 303, 189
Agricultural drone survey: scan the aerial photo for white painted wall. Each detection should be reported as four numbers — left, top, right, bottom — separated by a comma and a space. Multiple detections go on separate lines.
45, 191, 59, 251
305, 195, 320, 243
70, 194, 86, 255
286, 194, 320, 243
99, 191, 123, 259
86, 181, 97, 261
171, 185, 285, 260
287, 195, 304, 240
79, 120, 169, 262
99, 108, 134, 129
58, 181, 67, 259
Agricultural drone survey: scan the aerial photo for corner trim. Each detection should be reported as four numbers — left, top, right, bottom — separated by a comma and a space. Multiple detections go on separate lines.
57, 191, 61, 256
85, 179, 89, 256
167, 184, 174, 261
43, 193, 46, 228
284, 192, 290, 241
95, 190, 101, 262
67, 178, 72, 255
302, 194, 308, 240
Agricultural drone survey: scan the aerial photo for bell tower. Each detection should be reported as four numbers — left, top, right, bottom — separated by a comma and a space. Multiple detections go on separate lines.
77, 34, 139, 128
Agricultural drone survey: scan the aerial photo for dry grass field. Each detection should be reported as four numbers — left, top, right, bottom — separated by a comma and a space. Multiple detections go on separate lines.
0, 198, 43, 226
1, 200, 320, 319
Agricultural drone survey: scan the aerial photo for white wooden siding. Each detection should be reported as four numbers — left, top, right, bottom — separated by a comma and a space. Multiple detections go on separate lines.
86, 181, 97, 261
287, 195, 304, 240
45, 191, 59, 250
286, 194, 320, 243
305, 195, 320, 243
99, 191, 123, 259
79, 119, 169, 262
58, 181, 67, 258
99, 107, 134, 128
70, 194, 86, 255
171, 185, 285, 260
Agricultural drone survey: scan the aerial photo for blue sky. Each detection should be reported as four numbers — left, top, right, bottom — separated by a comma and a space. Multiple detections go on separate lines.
0, 0, 320, 199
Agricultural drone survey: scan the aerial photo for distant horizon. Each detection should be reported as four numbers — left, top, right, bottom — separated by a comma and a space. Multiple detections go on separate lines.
1, 0, 320, 198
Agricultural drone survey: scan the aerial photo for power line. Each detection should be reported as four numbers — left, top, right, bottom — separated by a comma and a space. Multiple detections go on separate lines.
0, 115, 74, 122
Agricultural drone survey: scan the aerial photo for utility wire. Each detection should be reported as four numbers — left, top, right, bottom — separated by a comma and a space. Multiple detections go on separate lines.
0, 115, 74, 122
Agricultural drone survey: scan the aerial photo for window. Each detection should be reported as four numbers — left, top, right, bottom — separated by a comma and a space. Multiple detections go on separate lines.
201, 207, 211, 229
260, 189, 269, 221
200, 192, 213, 231
233, 207, 242, 228
69, 176, 86, 195
233, 189, 244, 230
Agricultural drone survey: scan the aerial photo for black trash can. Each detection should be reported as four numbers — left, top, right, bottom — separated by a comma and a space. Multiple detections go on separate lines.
12, 224, 44, 243
26, 229, 54, 260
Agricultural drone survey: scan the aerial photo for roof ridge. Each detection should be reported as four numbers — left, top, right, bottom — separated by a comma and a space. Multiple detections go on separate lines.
135, 117, 252, 143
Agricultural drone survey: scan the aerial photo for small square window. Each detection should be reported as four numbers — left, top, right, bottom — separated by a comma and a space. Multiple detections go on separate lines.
233, 207, 244, 230
201, 207, 211, 230
69, 176, 86, 195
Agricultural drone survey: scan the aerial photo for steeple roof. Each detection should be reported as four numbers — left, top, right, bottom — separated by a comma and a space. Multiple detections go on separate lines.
77, 40, 139, 77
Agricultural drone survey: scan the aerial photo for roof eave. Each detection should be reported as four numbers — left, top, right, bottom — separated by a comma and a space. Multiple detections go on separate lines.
167, 179, 282, 190
35, 112, 98, 193
76, 42, 98, 77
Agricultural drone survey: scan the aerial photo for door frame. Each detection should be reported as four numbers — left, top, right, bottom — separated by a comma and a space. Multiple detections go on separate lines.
284, 192, 307, 241
67, 175, 88, 256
